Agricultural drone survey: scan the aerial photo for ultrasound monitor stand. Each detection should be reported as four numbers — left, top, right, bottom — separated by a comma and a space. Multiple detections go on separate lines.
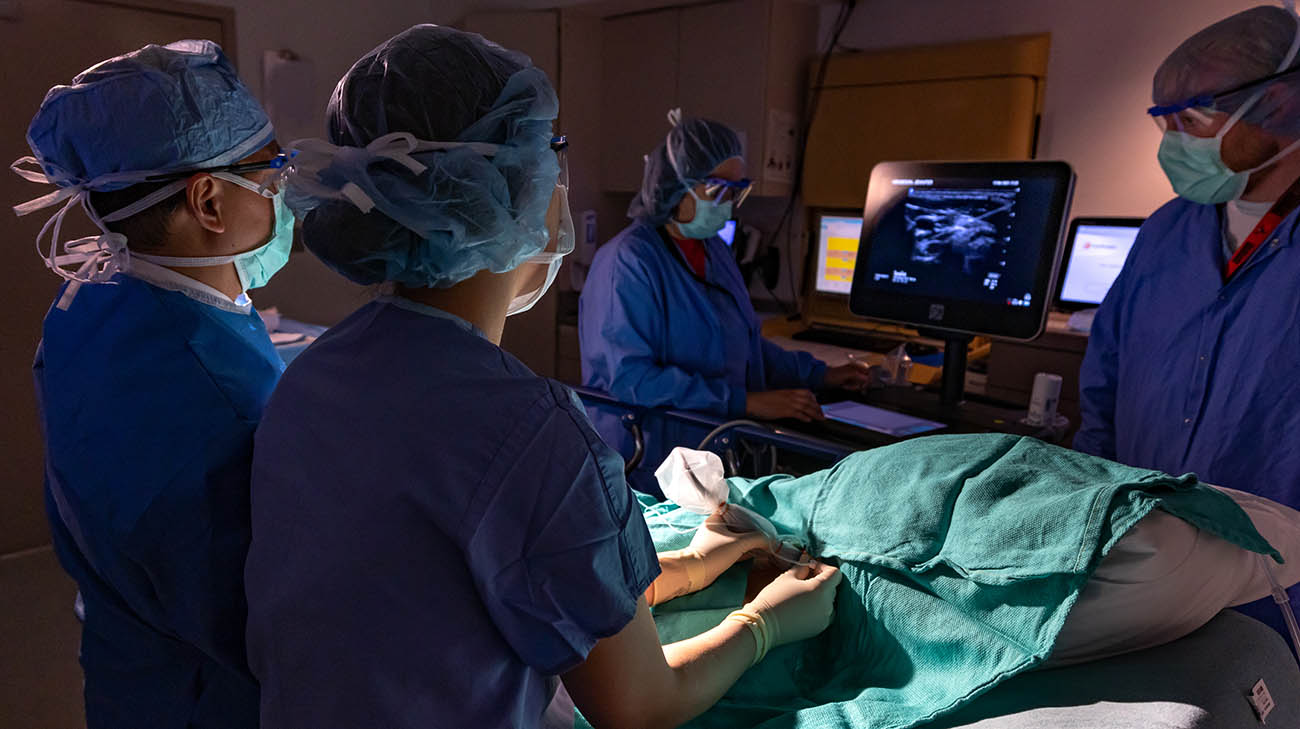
920, 329, 973, 406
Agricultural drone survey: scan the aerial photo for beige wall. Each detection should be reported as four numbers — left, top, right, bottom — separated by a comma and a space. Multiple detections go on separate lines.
821, 0, 1265, 219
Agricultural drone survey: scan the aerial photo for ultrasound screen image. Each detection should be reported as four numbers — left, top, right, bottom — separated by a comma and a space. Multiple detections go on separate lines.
905, 188, 1015, 276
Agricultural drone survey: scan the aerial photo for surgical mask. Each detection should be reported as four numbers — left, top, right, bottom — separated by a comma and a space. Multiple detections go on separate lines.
673, 195, 733, 239
133, 175, 294, 292
1159, 113, 1300, 205
508, 182, 575, 316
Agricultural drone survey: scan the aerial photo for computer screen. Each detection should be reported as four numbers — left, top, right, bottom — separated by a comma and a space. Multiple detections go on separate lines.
718, 219, 737, 246
813, 213, 865, 295
1056, 218, 1143, 309
849, 161, 1075, 341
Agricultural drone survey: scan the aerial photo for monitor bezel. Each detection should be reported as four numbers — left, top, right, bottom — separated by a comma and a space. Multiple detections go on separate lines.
848, 160, 1075, 342
1053, 216, 1145, 312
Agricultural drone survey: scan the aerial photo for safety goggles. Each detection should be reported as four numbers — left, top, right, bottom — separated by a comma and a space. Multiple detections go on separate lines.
1148, 66, 1300, 133
550, 136, 569, 189
141, 150, 298, 196
701, 176, 753, 207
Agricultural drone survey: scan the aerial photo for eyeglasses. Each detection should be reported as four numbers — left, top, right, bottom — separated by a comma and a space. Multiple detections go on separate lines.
702, 176, 753, 208
141, 150, 298, 195
551, 136, 569, 189
1148, 66, 1300, 133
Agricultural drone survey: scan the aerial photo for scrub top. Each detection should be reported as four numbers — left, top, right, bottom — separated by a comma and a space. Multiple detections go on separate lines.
1076, 196, 1300, 643
244, 297, 660, 729
578, 221, 825, 491
34, 271, 281, 729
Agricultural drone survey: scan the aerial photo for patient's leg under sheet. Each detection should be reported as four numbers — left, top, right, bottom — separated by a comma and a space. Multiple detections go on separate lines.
1051, 486, 1300, 665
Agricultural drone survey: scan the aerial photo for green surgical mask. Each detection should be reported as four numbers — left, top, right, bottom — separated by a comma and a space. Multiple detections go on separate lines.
673, 194, 733, 239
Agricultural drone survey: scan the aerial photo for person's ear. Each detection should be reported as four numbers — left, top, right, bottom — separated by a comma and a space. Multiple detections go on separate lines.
185, 174, 226, 234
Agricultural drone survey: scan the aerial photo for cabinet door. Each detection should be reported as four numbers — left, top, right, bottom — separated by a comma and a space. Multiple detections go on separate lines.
677, 0, 767, 178
600, 10, 680, 192
803, 75, 1041, 210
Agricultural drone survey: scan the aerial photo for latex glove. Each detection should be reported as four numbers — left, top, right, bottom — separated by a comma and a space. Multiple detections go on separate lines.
685, 506, 775, 580
822, 363, 873, 392
745, 389, 825, 422
745, 559, 842, 648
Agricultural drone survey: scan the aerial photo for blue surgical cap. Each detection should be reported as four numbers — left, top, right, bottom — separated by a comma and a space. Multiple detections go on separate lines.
1154, 6, 1300, 137
26, 40, 273, 191
291, 24, 560, 289
627, 116, 743, 225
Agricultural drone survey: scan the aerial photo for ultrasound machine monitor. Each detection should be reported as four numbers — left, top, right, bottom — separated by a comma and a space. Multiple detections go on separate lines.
849, 161, 1075, 342
1054, 217, 1144, 311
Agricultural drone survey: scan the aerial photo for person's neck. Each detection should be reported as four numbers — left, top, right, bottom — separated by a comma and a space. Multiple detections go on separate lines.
147, 230, 245, 300
1242, 145, 1300, 202
396, 271, 514, 344
164, 262, 243, 300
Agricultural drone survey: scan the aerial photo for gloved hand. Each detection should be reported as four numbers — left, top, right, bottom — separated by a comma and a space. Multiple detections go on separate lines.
744, 559, 842, 648
648, 506, 776, 606
683, 505, 776, 583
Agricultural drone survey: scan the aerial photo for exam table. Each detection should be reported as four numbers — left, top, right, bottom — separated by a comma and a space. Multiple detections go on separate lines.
927, 610, 1298, 728
572, 388, 1300, 728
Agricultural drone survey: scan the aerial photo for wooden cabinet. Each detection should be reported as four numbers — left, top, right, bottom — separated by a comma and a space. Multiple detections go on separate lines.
600, 0, 817, 195
802, 34, 1049, 211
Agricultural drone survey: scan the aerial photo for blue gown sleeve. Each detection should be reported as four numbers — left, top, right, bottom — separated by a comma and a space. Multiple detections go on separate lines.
123, 413, 256, 675
597, 253, 746, 416
760, 338, 827, 390
465, 383, 661, 675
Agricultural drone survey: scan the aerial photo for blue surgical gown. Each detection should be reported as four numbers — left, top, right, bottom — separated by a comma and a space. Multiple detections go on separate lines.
34, 274, 281, 729
1076, 197, 1300, 644
244, 297, 660, 729
579, 221, 825, 490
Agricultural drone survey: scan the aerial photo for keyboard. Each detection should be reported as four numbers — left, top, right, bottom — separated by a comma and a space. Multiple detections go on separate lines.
791, 327, 940, 357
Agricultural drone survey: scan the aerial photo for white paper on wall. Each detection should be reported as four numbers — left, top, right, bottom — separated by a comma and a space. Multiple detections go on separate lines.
764, 109, 798, 185
262, 50, 318, 144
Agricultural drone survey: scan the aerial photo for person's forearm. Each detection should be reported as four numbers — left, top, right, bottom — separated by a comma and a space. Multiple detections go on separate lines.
645, 550, 704, 606
646, 619, 758, 729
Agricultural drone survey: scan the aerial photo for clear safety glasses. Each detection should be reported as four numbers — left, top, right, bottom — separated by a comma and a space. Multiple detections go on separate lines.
141, 150, 298, 196
702, 176, 753, 208
1147, 66, 1300, 133
551, 135, 569, 189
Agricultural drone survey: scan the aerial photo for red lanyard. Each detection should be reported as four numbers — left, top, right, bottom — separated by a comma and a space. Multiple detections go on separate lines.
1224, 177, 1300, 281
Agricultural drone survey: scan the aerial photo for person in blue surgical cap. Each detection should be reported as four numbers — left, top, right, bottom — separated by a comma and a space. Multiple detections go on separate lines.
244, 25, 840, 729
579, 114, 870, 492
11, 40, 293, 729
1077, 3, 1300, 646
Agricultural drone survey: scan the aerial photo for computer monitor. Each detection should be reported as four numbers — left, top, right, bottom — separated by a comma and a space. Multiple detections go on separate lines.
849, 160, 1075, 342
813, 213, 865, 295
718, 219, 737, 246
1055, 217, 1144, 311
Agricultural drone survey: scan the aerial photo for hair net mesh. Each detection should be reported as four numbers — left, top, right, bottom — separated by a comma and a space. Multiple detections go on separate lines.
627, 116, 743, 225
1154, 6, 1300, 137
290, 24, 559, 288
25, 40, 273, 191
